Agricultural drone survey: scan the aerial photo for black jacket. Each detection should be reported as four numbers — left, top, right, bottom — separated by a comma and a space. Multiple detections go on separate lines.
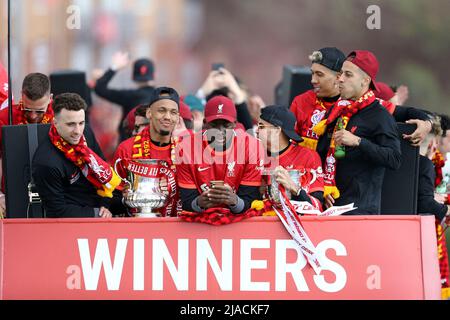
317, 100, 402, 214
417, 156, 448, 221
32, 126, 112, 218
94, 69, 155, 140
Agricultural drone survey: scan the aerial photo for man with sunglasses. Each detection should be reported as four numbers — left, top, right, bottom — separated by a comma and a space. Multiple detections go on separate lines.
0, 73, 104, 217
0, 73, 54, 215
177, 95, 263, 214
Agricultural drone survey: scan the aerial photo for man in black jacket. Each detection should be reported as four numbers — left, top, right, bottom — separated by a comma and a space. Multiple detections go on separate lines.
33, 93, 122, 218
417, 115, 450, 221
94, 51, 155, 140
316, 50, 402, 214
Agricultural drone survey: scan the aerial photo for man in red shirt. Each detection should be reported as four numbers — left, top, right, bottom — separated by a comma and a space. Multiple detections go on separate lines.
113, 87, 181, 217
177, 95, 263, 214
290, 47, 346, 151
257, 105, 324, 210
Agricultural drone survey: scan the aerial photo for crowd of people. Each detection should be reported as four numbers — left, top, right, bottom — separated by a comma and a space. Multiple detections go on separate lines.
0, 47, 449, 298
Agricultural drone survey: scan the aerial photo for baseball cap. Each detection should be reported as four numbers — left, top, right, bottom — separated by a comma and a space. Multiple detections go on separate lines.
373, 82, 395, 101
204, 95, 236, 123
179, 101, 193, 121
148, 86, 180, 108
133, 58, 154, 82
309, 47, 346, 72
346, 50, 379, 91
260, 105, 303, 143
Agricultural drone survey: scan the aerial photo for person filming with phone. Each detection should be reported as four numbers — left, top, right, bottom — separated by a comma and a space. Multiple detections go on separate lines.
195, 64, 254, 131
177, 95, 263, 214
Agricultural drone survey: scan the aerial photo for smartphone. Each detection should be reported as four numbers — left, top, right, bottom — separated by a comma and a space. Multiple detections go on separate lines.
210, 180, 225, 188
212, 63, 225, 71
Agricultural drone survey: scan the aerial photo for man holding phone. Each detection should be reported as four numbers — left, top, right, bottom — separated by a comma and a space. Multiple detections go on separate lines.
177, 95, 263, 213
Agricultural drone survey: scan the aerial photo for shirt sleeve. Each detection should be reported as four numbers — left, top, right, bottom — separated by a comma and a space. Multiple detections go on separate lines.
94, 69, 131, 108
393, 105, 431, 122
417, 157, 448, 221
357, 111, 402, 171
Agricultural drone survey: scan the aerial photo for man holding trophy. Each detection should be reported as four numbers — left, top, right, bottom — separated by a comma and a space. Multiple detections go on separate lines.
113, 87, 181, 217
256, 105, 324, 210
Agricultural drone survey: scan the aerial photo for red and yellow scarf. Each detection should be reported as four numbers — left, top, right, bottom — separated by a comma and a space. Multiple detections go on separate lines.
49, 124, 120, 198
432, 150, 446, 188
14, 100, 54, 125
131, 126, 178, 169
313, 90, 376, 199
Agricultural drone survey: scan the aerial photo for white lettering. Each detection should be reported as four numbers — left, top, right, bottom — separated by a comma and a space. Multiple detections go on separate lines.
196, 239, 233, 291
313, 240, 347, 293
275, 240, 309, 291
66, 5, 81, 30
78, 238, 127, 291
152, 239, 189, 291
240, 239, 270, 291
134, 239, 145, 291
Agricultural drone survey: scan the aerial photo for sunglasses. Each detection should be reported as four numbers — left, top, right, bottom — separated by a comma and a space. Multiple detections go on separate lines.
22, 108, 47, 114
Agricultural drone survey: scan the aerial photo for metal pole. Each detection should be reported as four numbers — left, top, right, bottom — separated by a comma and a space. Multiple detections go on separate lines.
7, 0, 12, 125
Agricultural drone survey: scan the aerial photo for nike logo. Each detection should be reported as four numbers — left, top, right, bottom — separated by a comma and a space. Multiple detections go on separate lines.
197, 167, 210, 172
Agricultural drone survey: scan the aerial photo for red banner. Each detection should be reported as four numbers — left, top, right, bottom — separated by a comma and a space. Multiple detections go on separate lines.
0, 215, 441, 300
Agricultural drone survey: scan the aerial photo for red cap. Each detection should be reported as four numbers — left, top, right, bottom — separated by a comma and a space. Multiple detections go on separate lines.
346, 50, 379, 91
204, 96, 236, 123
374, 82, 395, 101
179, 101, 193, 121
125, 106, 138, 132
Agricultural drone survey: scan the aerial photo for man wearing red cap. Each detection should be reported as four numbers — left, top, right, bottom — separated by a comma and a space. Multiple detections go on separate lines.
315, 50, 401, 214
177, 95, 263, 214
113, 87, 182, 217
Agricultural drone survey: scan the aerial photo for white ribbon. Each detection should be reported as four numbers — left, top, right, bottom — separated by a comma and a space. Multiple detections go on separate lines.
273, 191, 323, 275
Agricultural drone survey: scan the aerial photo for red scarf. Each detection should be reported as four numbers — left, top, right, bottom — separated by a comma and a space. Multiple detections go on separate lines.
49, 124, 120, 198
14, 100, 54, 125
313, 90, 376, 199
179, 200, 273, 225
432, 150, 445, 188
436, 220, 450, 299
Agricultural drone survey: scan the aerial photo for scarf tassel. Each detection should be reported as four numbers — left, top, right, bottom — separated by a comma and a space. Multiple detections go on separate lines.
324, 185, 340, 200
96, 169, 122, 198
313, 119, 327, 136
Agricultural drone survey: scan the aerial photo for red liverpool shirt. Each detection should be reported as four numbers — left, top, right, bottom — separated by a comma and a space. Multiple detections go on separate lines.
290, 90, 335, 150
265, 143, 324, 194
177, 131, 264, 193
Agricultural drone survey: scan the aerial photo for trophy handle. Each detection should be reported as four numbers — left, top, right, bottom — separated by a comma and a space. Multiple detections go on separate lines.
114, 158, 132, 189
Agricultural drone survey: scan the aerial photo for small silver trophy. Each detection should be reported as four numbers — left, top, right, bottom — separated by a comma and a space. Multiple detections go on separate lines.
264, 169, 303, 206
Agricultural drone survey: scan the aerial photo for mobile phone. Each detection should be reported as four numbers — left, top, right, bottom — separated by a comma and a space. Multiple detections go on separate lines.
212, 63, 224, 71
210, 180, 224, 188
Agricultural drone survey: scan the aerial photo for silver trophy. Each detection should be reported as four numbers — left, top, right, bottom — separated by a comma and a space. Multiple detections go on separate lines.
264, 169, 304, 207
114, 158, 168, 217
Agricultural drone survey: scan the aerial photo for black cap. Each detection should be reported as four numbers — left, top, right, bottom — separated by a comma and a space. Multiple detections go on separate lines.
133, 58, 154, 82
309, 47, 345, 72
148, 86, 180, 108
260, 105, 303, 142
